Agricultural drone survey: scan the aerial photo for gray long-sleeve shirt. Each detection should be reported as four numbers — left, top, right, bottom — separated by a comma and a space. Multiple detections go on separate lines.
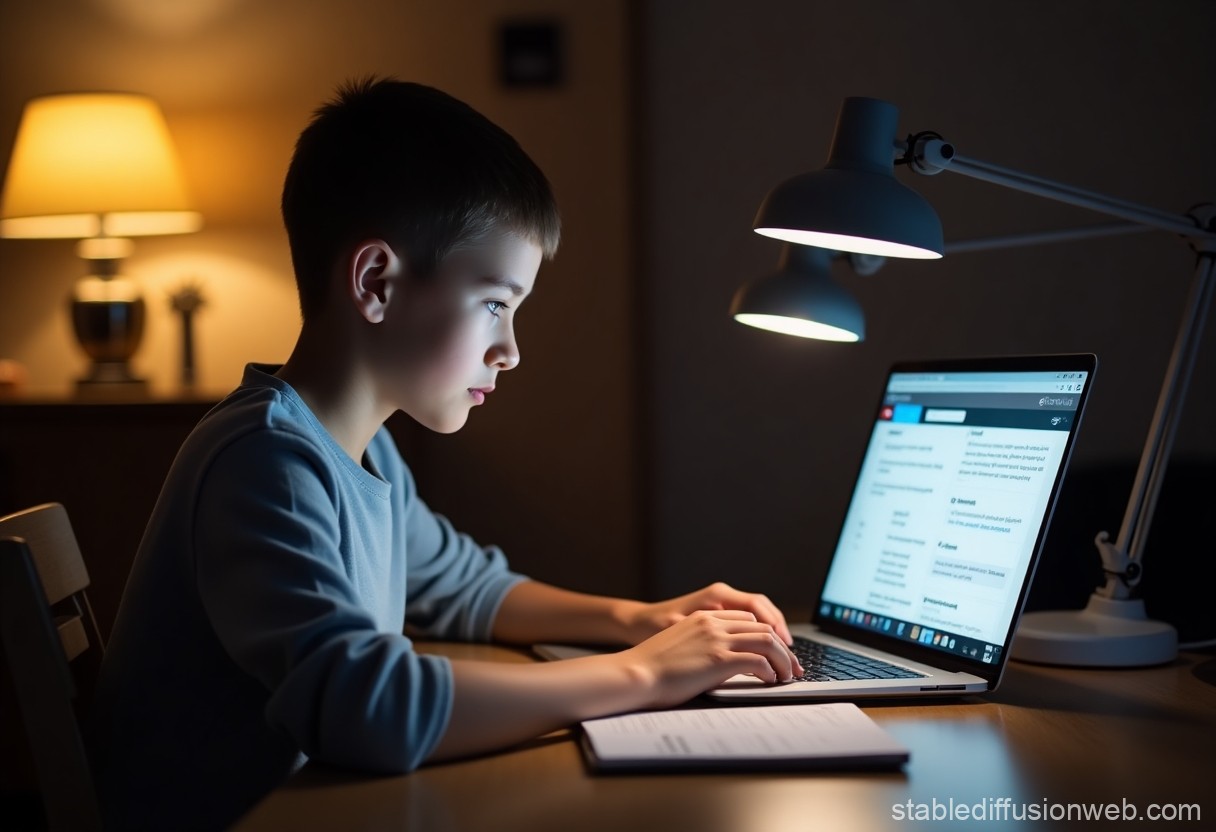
91, 364, 525, 830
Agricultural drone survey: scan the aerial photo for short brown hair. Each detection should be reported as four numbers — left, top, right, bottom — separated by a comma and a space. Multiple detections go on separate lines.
281, 77, 560, 319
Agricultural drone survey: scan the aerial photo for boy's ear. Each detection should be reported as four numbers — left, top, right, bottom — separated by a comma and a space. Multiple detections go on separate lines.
347, 239, 403, 324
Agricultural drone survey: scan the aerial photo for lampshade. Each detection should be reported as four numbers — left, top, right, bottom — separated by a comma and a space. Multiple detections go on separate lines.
0, 93, 201, 239
753, 97, 944, 259
730, 243, 864, 342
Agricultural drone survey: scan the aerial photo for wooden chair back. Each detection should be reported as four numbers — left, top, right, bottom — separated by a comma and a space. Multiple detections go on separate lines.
0, 502, 104, 832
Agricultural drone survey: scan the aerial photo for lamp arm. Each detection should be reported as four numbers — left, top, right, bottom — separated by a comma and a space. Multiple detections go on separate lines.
909, 136, 1216, 245
906, 130, 1216, 598
1117, 251, 1215, 565
943, 222, 1152, 255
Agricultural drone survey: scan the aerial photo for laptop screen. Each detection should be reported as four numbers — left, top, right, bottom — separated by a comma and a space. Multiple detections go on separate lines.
816, 355, 1096, 669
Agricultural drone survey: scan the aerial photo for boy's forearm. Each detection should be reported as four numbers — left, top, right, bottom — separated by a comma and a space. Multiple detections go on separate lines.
490, 580, 648, 646
432, 607, 800, 763
428, 653, 652, 762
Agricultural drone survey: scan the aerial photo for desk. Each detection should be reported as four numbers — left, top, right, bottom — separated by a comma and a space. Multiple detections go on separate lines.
234, 643, 1216, 831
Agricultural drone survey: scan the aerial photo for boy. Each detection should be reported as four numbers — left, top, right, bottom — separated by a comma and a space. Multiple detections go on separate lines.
91, 78, 800, 831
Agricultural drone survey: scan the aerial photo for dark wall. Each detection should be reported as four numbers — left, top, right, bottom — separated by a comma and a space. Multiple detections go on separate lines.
638, 0, 1216, 639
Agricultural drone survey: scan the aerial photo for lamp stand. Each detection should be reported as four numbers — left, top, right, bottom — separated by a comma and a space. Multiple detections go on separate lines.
1012, 246, 1214, 667
71, 246, 147, 394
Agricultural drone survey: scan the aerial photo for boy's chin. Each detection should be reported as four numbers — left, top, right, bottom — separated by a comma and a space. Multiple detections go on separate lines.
410, 409, 470, 434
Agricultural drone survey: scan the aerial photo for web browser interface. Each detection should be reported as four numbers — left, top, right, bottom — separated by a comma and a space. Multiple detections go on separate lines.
818, 368, 1090, 666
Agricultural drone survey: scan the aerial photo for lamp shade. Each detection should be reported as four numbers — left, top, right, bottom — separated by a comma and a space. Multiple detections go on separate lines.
0, 93, 201, 238
730, 243, 864, 342
753, 97, 943, 259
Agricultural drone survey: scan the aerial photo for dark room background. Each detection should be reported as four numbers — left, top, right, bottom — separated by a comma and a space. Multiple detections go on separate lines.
1, 0, 1213, 647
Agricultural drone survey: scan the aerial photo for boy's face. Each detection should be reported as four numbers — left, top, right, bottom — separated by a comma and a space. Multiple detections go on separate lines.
379, 232, 542, 433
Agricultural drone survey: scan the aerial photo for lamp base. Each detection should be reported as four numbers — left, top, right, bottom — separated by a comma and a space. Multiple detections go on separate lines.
1011, 594, 1177, 668
76, 362, 148, 391
71, 284, 147, 393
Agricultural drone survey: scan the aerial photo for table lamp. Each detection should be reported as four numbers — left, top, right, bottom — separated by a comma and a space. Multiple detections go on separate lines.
740, 96, 1215, 667
0, 92, 202, 391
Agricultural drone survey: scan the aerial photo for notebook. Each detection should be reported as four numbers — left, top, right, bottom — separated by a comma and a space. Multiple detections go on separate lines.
579, 702, 909, 772
537, 354, 1097, 701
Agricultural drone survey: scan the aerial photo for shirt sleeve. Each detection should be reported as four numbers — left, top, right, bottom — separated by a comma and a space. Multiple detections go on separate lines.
373, 431, 527, 641
193, 429, 451, 774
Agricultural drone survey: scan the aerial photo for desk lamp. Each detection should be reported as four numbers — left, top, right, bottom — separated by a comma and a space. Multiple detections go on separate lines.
731, 242, 868, 342
733, 221, 1153, 342
741, 96, 1215, 667
0, 93, 202, 391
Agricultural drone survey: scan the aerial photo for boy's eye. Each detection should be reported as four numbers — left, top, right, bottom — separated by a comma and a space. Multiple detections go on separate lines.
485, 301, 509, 316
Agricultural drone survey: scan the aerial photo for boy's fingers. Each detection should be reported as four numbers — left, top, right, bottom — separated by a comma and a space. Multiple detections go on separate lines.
744, 593, 792, 647
730, 631, 797, 681
753, 597, 794, 645
694, 609, 757, 622
716, 587, 794, 646
787, 644, 803, 676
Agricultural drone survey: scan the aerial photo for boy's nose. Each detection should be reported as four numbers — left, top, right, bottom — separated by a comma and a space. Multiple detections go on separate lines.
487, 332, 520, 370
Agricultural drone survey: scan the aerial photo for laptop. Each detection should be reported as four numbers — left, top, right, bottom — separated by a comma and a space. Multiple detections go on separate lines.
537, 354, 1097, 701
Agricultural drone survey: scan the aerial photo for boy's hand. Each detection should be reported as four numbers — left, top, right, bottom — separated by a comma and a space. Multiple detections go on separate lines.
621, 582, 794, 646
619, 609, 801, 707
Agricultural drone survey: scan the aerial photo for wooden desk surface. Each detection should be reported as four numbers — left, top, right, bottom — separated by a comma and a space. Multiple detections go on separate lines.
235, 643, 1216, 831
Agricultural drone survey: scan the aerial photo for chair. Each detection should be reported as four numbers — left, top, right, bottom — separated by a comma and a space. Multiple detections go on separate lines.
0, 502, 104, 831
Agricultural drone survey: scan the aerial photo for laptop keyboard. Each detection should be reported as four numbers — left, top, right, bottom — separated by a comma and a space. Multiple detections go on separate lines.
791, 637, 926, 682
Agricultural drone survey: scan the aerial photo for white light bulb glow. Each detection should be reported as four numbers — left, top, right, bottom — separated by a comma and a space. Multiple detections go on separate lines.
734, 313, 860, 342
754, 227, 942, 260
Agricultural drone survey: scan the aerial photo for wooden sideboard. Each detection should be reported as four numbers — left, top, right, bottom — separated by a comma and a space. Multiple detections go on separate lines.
0, 392, 224, 639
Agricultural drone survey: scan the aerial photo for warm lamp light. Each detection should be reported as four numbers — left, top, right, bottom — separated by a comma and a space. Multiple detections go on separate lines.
742, 96, 1216, 667
0, 92, 202, 390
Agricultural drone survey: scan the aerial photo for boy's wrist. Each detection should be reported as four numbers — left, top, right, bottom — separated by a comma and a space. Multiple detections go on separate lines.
608, 597, 652, 645
599, 647, 661, 712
